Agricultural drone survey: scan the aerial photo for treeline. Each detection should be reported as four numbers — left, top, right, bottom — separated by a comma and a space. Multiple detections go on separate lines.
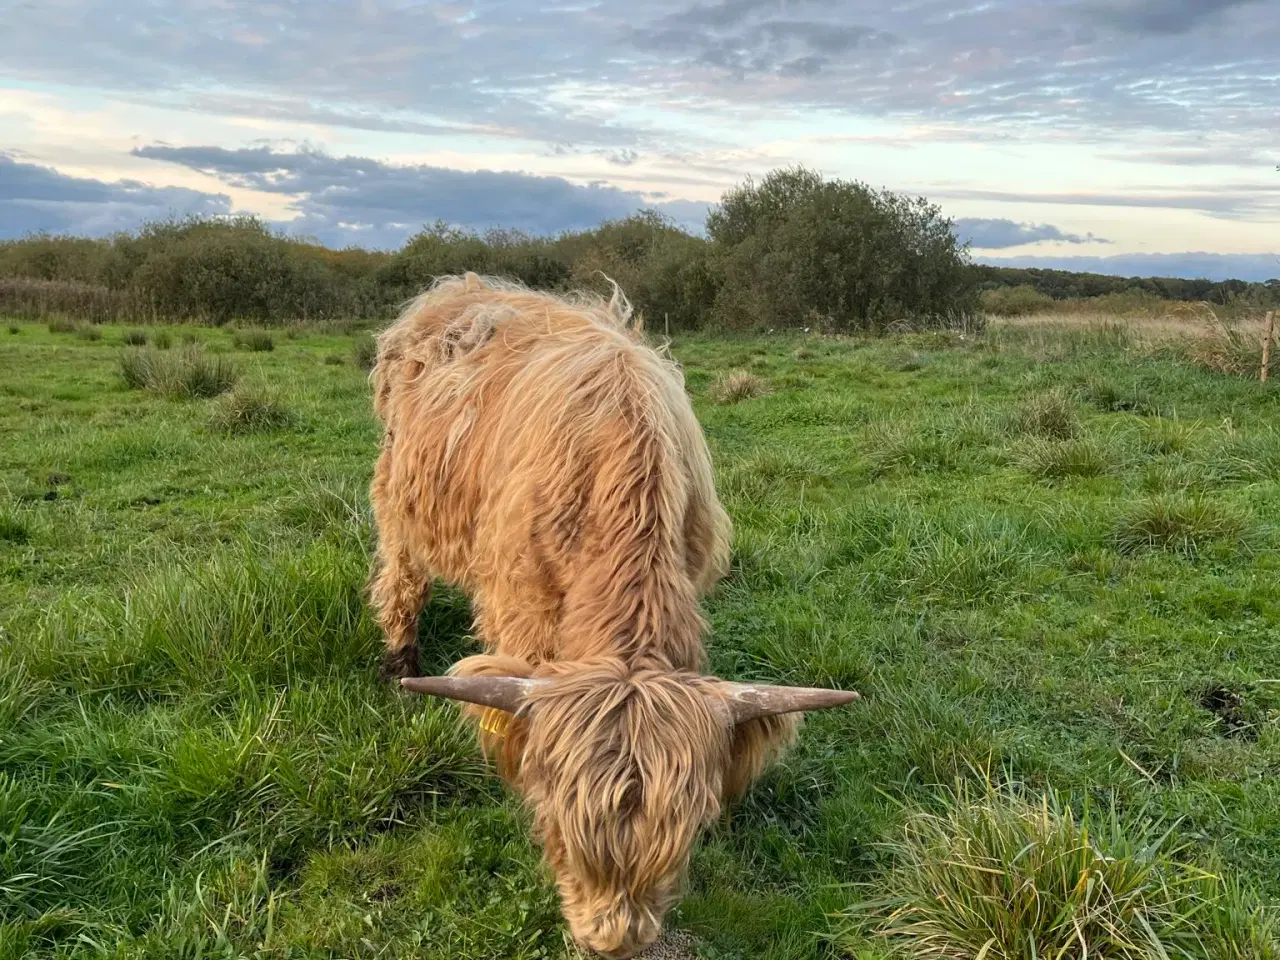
2, 165, 1275, 332
0, 168, 975, 332
974, 264, 1279, 308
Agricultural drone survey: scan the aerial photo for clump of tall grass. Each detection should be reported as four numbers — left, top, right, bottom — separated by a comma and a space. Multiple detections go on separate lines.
122, 329, 149, 346
1181, 310, 1263, 377
119, 346, 238, 398
75, 324, 103, 341
46, 316, 78, 334
7, 322, 20, 334
152, 329, 172, 350
1017, 436, 1111, 480
232, 329, 275, 352
837, 778, 1280, 960
208, 384, 296, 433
710, 370, 768, 404
1112, 494, 1249, 557
980, 284, 1055, 317
1009, 388, 1079, 439
352, 334, 378, 371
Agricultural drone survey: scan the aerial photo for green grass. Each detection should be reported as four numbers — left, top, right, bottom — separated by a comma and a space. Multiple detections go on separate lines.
1, 320, 1278, 958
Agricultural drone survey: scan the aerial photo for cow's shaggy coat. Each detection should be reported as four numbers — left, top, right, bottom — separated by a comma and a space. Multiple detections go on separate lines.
368, 274, 803, 957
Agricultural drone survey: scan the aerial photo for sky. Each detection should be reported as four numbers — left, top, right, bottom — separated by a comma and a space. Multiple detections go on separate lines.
0, 0, 1277, 281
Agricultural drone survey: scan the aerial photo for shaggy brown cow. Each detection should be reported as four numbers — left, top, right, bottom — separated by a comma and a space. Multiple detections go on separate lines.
368, 273, 857, 958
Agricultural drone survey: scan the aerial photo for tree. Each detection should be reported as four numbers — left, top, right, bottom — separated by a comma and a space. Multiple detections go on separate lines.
706, 167, 977, 331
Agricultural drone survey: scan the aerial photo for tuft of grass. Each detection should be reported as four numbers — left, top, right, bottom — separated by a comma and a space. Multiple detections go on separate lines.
324, 354, 345, 366
1017, 436, 1111, 480
710, 370, 768, 404
122, 329, 149, 346
75, 323, 103, 341
209, 384, 297, 434
1183, 315, 1262, 377
352, 334, 378, 371
7, 322, 20, 334
1010, 388, 1079, 439
0, 508, 32, 544
118, 348, 157, 390
884, 349, 925, 372
280, 475, 373, 538
838, 778, 1280, 960
46, 316, 77, 334
152, 329, 172, 350
232, 329, 275, 352
1112, 494, 1248, 557
119, 346, 239, 398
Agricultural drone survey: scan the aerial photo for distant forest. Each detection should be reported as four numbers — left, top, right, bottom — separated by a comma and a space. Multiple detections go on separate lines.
2, 167, 1276, 331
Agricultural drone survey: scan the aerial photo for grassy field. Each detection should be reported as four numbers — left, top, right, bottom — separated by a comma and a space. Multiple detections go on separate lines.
1, 317, 1278, 958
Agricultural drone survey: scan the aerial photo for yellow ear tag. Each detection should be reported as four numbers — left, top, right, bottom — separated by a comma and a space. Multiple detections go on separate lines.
479, 706, 512, 739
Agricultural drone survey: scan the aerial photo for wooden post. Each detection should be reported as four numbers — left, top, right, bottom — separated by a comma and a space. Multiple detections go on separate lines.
665, 312, 670, 338
1262, 311, 1276, 383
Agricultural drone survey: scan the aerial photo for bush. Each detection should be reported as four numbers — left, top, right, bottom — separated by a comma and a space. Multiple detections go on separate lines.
707, 166, 978, 332
122, 329, 149, 346
558, 212, 718, 331
232, 329, 275, 352
209, 384, 296, 433
120, 346, 239, 398
980, 284, 1055, 317
352, 335, 378, 371
837, 779, 1279, 960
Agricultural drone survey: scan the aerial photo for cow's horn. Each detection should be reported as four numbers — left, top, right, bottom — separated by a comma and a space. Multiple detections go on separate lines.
718, 682, 860, 723
400, 675, 549, 712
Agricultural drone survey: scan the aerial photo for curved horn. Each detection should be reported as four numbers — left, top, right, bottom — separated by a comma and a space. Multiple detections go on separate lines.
400, 675, 549, 712
719, 682, 860, 723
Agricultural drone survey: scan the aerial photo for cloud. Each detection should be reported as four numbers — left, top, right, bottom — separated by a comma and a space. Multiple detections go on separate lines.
934, 183, 1280, 221
133, 144, 710, 244
0, 152, 231, 239
1, 0, 1276, 148
635, 3, 898, 79
1098, 0, 1264, 35
955, 218, 1107, 249
980, 252, 1280, 283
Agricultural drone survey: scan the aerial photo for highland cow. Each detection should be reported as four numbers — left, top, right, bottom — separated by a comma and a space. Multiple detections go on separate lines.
368, 273, 857, 958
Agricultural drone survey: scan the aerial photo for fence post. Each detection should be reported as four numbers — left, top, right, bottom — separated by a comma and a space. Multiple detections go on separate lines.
1262, 310, 1276, 383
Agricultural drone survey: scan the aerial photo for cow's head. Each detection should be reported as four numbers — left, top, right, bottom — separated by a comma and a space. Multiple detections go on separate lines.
402, 656, 857, 958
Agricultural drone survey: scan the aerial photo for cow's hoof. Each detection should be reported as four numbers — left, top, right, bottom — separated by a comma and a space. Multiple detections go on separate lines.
380, 645, 421, 683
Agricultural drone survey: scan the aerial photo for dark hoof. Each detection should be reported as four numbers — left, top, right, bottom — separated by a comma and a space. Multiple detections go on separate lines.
379, 645, 421, 683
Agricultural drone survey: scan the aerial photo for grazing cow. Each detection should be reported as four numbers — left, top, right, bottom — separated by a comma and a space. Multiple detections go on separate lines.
368, 273, 857, 958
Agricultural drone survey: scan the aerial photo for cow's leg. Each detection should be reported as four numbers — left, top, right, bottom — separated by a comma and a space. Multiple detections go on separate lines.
370, 541, 431, 681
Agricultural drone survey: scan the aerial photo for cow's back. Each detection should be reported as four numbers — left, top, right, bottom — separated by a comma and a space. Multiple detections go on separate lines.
371, 275, 730, 617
